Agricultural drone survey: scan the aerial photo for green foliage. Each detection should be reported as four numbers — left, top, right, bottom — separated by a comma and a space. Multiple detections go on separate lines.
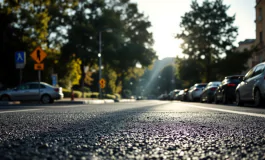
176, 58, 205, 86
62, 88, 82, 98
58, 58, 82, 89
214, 48, 253, 79
0, 0, 156, 96
122, 89, 132, 98
176, 0, 238, 82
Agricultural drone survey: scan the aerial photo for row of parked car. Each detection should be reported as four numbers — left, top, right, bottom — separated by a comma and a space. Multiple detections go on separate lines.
159, 62, 265, 107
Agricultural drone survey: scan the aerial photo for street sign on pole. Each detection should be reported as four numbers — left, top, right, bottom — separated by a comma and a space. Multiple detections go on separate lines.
99, 78, 106, 89
15, 51, 26, 69
34, 63, 44, 70
30, 46, 47, 63
30, 47, 47, 103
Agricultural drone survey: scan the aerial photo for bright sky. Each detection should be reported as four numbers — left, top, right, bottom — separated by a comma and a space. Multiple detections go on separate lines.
131, 0, 256, 60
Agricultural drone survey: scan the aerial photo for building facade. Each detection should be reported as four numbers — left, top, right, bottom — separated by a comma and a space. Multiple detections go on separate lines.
253, 0, 265, 66
237, 39, 255, 72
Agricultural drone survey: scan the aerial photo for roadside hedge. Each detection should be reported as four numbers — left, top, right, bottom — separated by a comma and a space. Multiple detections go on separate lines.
63, 88, 117, 99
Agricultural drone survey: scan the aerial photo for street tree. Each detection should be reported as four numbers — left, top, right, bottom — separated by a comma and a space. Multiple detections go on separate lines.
176, 0, 238, 82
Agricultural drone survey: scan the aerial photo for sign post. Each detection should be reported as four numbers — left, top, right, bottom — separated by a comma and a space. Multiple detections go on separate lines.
99, 78, 106, 98
15, 51, 26, 84
30, 46, 47, 102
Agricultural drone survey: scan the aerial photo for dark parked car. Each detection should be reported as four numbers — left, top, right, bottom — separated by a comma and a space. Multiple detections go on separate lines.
180, 88, 189, 101
200, 81, 221, 103
236, 62, 265, 107
169, 89, 181, 100
214, 75, 244, 104
175, 90, 184, 100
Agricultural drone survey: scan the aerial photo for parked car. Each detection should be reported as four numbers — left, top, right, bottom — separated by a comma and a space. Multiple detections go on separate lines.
214, 75, 244, 104
200, 81, 221, 103
169, 89, 181, 100
0, 82, 64, 104
236, 62, 265, 107
158, 94, 168, 100
175, 90, 184, 100
181, 88, 189, 101
187, 83, 207, 101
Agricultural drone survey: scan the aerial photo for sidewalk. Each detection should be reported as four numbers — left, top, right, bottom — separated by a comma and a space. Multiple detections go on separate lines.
55, 98, 136, 105
0, 98, 136, 106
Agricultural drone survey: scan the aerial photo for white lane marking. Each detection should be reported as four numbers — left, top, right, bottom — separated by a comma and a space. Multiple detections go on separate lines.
186, 104, 265, 118
0, 109, 43, 114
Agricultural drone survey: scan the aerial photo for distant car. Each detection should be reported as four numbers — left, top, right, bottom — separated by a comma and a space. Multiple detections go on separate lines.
169, 89, 181, 100
0, 82, 64, 104
200, 81, 221, 103
187, 83, 207, 101
180, 88, 189, 101
236, 62, 265, 107
175, 90, 184, 100
136, 96, 143, 100
158, 94, 169, 100
214, 75, 244, 104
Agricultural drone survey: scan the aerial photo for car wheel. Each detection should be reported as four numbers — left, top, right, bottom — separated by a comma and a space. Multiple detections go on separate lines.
0, 95, 10, 101
254, 89, 262, 107
222, 93, 227, 104
214, 95, 219, 104
200, 96, 204, 103
41, 94, 52, 104
235, 92, 243, 106
206, 95, 212, 103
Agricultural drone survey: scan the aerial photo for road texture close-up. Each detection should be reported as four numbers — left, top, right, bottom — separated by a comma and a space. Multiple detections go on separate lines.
1, 100, 265, 159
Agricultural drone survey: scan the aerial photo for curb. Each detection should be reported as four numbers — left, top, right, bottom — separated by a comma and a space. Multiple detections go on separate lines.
0, 99, 135, 106
0, 101, 21, 105
55, 99, 115, 105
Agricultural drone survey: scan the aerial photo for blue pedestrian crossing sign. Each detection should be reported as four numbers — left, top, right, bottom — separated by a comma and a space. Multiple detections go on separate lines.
15, 51, 26, 69
51, 74, 58, 86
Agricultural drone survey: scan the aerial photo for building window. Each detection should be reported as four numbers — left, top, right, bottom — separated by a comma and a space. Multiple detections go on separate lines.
260, 31, 263, 43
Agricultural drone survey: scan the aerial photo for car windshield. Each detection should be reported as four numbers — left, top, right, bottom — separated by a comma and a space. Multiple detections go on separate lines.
227, 76, 244, 83
196, 84, 207, 88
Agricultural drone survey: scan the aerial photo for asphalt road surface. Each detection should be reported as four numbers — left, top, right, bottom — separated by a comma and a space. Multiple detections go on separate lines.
1, 100, 265, 159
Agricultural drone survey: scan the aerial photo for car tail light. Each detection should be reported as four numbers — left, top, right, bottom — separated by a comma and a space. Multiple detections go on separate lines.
54, 88, 59, 92
227, 83, 236, 87
210, 87, 217, 91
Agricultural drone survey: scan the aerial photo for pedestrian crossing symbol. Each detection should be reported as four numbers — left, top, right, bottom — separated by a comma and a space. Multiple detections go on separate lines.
15, 51, 26, 69
15, 51, 26, 63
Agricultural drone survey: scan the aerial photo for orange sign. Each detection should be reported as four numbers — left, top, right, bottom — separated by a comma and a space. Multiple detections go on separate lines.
34, 63, 44, 70
100, 83, 105, 89
99, 78, 106, 85
99, 78, 106, 89
30, 46, 47, 63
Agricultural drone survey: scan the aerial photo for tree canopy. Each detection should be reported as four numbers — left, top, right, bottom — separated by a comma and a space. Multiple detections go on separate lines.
176, 0, 240, 82
0, 0, 157, 95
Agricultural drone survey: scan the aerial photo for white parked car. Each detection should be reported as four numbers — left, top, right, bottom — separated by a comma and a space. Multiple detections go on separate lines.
187, 83, 207, 101
0, 82, 64, 104
236, 62, 265, 107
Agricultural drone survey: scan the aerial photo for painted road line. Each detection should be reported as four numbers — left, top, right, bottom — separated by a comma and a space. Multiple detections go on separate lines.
0, 109, 43, 114
186, 104, 265, 118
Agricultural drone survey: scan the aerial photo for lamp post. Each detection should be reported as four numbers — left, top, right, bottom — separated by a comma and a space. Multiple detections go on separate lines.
98, 29, 112, 99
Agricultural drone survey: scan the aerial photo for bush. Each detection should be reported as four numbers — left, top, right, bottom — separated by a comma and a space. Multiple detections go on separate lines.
63, 88, 117, 99
62, 88, 82, 98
